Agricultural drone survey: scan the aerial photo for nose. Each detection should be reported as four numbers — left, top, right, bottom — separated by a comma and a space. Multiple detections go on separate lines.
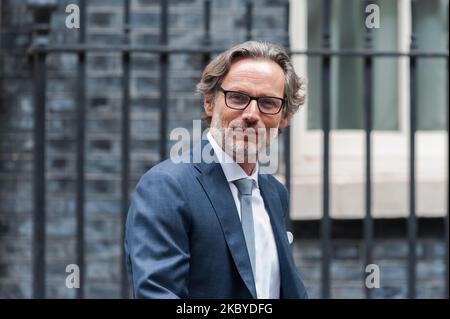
241, 99, 260, 124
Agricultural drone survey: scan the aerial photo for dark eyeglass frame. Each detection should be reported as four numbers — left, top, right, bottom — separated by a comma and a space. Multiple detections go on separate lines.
218, 86, 285, 115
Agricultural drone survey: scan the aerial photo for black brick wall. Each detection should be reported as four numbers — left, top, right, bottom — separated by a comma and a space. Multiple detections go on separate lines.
0, 0, 289, 298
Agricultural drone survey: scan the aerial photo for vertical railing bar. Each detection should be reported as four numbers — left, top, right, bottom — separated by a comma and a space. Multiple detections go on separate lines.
446, 190, 449, 299
0, 0, 3, 104
202, 0, 211, 66
408, 0, 417, 299
120, 0, 131, 299
29, 2, 57, 300
75, 0, 86, 299
201, 0, 211, 136
321, 0, 332, 299
32, 40, 47, 300
363, 0, 374, 300
203, 0, 211, 46
159, 0, 169, 160
445, 40, 449, 299
283, 1, 292, 231
245, 1, 253, 41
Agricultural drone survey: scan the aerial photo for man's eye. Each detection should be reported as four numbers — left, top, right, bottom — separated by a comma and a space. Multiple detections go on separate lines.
260, 98, 278, 108
229, 93, 247, 102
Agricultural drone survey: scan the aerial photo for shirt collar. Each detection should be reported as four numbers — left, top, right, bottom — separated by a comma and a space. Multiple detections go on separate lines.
206, 131, 259, 188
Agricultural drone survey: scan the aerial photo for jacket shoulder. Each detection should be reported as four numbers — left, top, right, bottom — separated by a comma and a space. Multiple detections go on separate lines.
139, 158, 195, 184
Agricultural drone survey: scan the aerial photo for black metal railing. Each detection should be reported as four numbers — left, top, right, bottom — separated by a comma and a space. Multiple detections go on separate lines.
362, 0, 374, 299
24, 0, 449, 299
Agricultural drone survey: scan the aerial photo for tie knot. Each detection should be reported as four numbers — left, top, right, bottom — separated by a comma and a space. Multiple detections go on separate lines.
233, 178, 253, 195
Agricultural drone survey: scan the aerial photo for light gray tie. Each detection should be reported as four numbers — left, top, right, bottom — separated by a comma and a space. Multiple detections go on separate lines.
233, 178, 256, 277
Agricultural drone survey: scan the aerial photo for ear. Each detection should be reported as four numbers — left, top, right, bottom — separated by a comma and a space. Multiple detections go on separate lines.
203, 95, 214, 117
278, 112, 289, 129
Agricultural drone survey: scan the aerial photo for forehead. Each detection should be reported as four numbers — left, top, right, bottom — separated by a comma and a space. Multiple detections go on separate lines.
221, 57, 285, 96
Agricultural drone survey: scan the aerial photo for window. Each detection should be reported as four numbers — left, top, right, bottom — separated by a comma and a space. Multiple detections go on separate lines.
289, 0, 448, 220
307, 0, 399, 130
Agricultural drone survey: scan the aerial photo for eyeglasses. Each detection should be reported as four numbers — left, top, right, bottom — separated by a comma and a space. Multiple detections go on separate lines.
218, 86, 285, 115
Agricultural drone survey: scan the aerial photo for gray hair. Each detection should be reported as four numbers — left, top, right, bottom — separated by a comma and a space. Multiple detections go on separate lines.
196, 41, 305, 128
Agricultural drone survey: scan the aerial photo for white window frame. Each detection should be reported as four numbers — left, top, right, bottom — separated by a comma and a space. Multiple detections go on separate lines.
289, 0, 448, 220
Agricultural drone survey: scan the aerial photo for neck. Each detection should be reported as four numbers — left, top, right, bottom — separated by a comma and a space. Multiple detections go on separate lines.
239, 162, 256, 176
208, 131, 258, 176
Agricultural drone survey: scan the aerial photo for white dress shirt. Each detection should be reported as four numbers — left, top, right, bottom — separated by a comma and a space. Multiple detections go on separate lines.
207, 132, 280, 299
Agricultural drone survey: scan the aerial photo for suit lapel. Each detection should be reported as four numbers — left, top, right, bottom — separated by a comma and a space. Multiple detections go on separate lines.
194, 141, 257, 298
258, 175, 298, 298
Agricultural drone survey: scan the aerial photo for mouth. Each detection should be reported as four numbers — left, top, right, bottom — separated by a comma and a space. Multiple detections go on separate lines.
225, 126, 265, 147
230, 126, 259, 133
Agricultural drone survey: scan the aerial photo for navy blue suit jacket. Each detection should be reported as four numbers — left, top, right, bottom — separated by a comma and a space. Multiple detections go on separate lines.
124, 141, 308, 299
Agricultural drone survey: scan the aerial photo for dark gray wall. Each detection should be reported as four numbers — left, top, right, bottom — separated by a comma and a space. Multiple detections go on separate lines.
0, 0, 290, 298
0, 0, 446, 299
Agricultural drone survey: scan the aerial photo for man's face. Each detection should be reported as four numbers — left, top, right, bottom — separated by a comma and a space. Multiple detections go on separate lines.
204, 57, 288, 162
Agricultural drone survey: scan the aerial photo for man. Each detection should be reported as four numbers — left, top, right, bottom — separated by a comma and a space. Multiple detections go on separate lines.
125, 41, 308, 299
